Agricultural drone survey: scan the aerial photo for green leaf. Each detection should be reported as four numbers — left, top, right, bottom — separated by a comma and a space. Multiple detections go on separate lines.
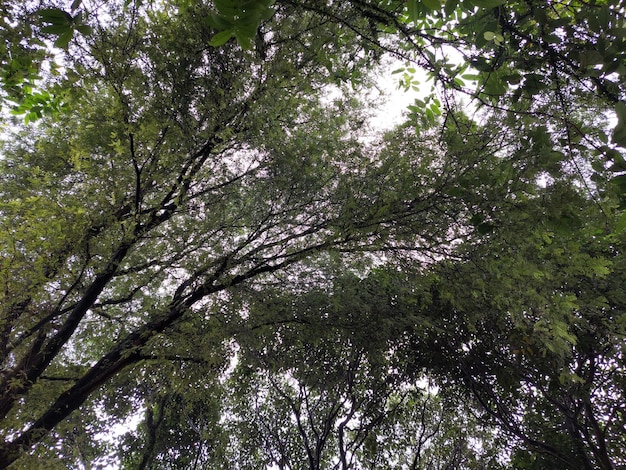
234, 29, 253, 50
425, 107, 434, 122
257, 4, 275, 22
444, 0, 458, 16
503, 73, 521, 84
471, 0, 506, 7
422, 0, 441, 12
235, 18, 257, 39
38, 8, 73, 25
613, 125, 626, 148
482, 74, 507, 96
522, 73, 545, 95
41, 24, 72, 35
209, 29, 234, 47
213, 0, 239, 17
611, 174, 626, 192
615, 211, 626, 232
406, 0, 419, 20
471, 57, 491, 72
616, 101, 626, 123
477, 222, 495, 234
54, 30, 74, 49
75, 25, 93, 36
579, 51, 604, 68
613, 102, 626, 147
470, 213, 484, 226
207, 13, 234, 30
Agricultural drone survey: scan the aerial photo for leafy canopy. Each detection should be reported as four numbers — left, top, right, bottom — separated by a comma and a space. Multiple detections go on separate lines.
0, 0, 624, 469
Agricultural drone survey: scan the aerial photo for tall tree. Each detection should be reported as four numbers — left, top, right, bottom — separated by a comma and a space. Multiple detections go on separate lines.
1, 0, 625, 468
0, 0, 483, 466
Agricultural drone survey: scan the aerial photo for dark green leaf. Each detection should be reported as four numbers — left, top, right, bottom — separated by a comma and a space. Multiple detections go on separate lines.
38, 8, 73, 25
207, 13, 234, 30
75, 25, 93, 36
235, 19, 257, 40
41, 24, 72, 34
471, 0, 506, 8
610, 174, 626, 193
613, 126, 626, 148
477, 222, 495, 234
422, 0, 441, 13
213, 0, 238, 17
482, 75, 507, 96
53, 30, 73, 49
444, 0, 458, 16
615, 101, 626, 123
406, 0, 417, 20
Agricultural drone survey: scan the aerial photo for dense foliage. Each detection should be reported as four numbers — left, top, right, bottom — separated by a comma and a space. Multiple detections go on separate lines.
0, 0, 625, 468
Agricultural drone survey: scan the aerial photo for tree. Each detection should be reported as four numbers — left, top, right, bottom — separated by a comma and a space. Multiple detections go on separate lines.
217, 173, 626, 469
221, 269, 508, 470
393, 181, 626, 469
0, 1, 484, 466
1, 0, 625, 468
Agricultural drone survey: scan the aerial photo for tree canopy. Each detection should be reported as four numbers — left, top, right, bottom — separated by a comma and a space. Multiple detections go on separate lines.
0, 0, 625, 468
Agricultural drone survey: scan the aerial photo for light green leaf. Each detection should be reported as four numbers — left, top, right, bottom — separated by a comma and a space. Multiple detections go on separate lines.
209, 29, 234, 47
461, 73, 479, 80
234, 29, 253, 50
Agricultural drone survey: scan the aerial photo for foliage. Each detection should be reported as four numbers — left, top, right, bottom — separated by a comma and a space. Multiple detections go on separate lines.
220, 270, 508, 470
0, 0, 625, 468
395, 182, 626, 469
